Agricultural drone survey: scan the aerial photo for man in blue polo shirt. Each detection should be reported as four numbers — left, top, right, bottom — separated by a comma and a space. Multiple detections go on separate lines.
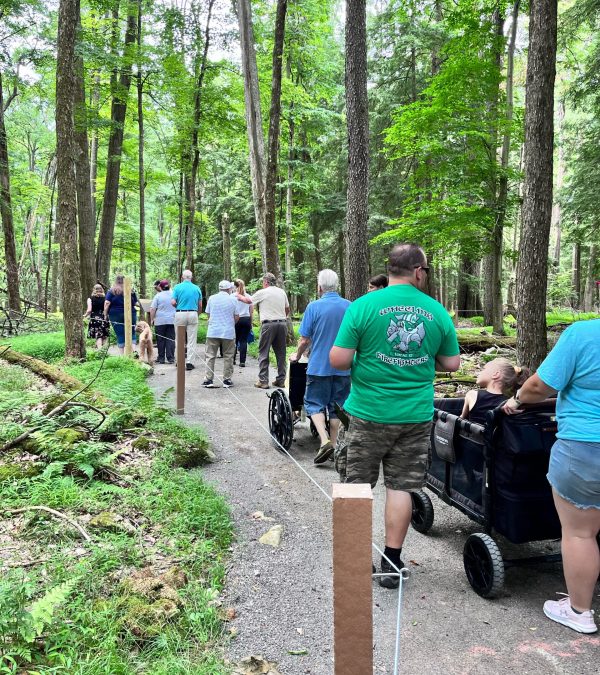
171, 269, 203, 370
290, 269, 351, 464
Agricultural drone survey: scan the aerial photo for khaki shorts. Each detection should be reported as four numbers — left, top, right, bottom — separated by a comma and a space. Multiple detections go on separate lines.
337, 415, 430, 491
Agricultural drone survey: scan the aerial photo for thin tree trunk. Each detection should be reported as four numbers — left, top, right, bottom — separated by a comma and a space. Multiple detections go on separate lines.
74, 6, 96, 306
516, 0, 558, 369
222, 212, 231, 279
95, 0, 138, 285
136, 0, 146, 297
56, 0, 86, 358
582, 244, 597, 312
177, 170, 183, 278
338, 230, 346, 297
237, 0, 268, 271
184, 0, 215, 273
572, 242, 581, 309
551, 99, 565, 264
344, 0, 369, 301
483, 7, 506, 334
89, 73, 100, 216
45, 176, 56, 315
263, 0, 287, 280
0, 71, 21, 312
285, 119, 293, 280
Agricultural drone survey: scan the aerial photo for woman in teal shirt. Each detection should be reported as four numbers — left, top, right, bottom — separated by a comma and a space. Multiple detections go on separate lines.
504, 319, 600, 635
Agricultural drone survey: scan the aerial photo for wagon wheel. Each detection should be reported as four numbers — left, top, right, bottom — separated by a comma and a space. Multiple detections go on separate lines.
411, 489, 434, 534
268, 388, 294, 452
463, 533, 505, 598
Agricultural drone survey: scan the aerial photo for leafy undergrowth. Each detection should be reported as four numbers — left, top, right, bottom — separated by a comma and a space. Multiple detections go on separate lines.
0, 349, 233, 674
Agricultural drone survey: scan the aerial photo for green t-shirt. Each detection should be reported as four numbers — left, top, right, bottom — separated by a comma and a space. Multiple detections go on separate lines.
334, 284, 459, 424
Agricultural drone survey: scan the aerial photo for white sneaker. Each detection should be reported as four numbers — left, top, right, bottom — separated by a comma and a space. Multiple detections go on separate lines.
543, 596, 597, 634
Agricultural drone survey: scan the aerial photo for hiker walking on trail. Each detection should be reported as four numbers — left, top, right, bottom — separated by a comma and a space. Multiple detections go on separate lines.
250, 273, 290, 390
233, 279, 253, 367
150, 280, 176, 364
503, 320, 600, 635
203, 281, 239, 388
171, 270, 203, 371
103, 275, 140, 354
290, 269, 351, 465
84, 284, 109, 349
330, 243, 460, 589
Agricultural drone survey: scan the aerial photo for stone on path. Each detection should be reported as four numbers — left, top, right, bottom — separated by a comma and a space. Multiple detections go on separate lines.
258, 524, 283, 547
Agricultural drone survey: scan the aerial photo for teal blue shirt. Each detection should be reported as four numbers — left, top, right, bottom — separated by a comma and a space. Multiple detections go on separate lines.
537, 319, 600, 442
172, 280, 202, 311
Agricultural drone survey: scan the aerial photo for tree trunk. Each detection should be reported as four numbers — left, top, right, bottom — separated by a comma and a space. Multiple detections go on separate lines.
89, 73, 100, 216
136, 0, 146, 297
0, 71, 21, 313
56, 0, 86, 358
582, 244, 597, 312
482, 7, 507, 334
516, 0, 558, 370
551, 99, 565, 264
222, 212, 231, 279
457, 256, 482, 317
184, 0, 215, 273
285, 119, 293, 283
237, 0, 268, 272
74, 7, 96, 306
263, 0, 287, 280
344, 0, 369, 301
571, 242, 581, 309
95, 0, 138, 285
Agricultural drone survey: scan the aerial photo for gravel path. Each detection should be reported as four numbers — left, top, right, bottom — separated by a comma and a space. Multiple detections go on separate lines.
149, 347, 598, 675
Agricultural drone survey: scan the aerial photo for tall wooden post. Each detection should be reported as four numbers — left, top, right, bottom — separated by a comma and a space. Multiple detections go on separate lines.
124, 276, 133, 356
332, 483, 373, 675
176, 324, 186, 414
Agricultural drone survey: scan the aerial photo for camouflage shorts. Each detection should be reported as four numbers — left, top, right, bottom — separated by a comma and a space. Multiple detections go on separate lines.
336, 415, 430, 491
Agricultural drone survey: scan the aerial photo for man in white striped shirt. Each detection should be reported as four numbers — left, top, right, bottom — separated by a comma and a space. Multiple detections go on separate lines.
203, 281, 239, 388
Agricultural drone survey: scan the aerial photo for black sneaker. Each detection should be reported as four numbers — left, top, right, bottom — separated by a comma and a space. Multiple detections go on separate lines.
222, 379, 233, 388
167, 360, 175, 364
202, 379, 215, 388
240, 363, 246, 368
379, 556, 403, 589
314, 441, 334, 464
156, 359, 165, 364
186, 363, 195, 371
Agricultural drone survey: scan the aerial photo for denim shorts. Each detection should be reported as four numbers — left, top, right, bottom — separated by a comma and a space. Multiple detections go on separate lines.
547, 438, 600, 510
304, 375, 351, 418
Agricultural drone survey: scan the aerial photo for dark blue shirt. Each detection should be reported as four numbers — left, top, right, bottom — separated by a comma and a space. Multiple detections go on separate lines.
299, 292, 351, 376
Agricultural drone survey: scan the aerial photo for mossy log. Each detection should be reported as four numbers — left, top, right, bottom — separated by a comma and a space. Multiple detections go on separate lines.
0, 348, 83, 390
457, 334, 516, 351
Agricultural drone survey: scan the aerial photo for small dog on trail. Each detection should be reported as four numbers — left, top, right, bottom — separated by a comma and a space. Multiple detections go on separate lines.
135, 321, 154, 365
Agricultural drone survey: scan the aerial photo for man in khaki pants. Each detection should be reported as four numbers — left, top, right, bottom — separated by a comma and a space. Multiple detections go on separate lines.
202, 281, 239, 388
171, 270, 203, 370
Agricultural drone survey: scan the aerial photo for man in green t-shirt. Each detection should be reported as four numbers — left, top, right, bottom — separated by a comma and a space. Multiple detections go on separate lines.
330, 243, 460, 588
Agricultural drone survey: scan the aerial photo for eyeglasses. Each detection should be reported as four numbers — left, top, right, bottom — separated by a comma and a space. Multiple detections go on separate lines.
414, 265, 430, 274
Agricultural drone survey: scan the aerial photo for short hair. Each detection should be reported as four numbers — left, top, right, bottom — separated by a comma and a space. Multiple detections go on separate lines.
387, 244, 427, 277
317, 269, 338, 292
368, 274, 388, 289
182, 269, 193, 281
263, 272, 277, 286
153, 279, 161, 288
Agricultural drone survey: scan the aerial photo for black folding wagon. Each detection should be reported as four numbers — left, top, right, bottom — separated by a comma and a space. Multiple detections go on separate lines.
410, 397, 562, 598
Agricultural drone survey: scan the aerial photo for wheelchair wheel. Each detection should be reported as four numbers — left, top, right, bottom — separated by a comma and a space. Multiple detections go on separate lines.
268, 388, 294, 452
410, 489, 434, 534
463, 533, 505, 598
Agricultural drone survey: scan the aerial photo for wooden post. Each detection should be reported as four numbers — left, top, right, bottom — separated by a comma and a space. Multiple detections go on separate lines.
176, 324, 186, 414
124, 276, 133, 356
332, 483, 373, 675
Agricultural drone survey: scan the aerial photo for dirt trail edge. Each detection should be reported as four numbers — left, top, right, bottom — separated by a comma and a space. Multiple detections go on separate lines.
150, 346, 599, 675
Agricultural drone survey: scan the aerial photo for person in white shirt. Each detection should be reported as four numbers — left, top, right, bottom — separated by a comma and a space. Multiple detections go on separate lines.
203, 281, 239, 388
249, 272, 290, 389
233, 279, 253, 367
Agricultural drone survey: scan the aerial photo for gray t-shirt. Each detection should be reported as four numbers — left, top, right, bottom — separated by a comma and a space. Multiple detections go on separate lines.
151, 290, 176, 326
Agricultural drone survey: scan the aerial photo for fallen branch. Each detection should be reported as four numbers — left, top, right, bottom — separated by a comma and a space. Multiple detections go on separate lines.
4, 506, 92, 542
7, 558, 49, 568
457, 334, 516, 351
0, 347, 84, 389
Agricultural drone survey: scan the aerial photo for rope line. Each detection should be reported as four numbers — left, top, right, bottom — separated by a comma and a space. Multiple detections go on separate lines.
101, 317, 409, 672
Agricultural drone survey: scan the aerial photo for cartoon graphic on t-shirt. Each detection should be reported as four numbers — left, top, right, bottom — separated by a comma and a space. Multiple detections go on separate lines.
386, 313, 427, 353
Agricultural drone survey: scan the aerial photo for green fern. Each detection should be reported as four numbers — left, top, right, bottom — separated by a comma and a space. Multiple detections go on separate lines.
23, 579, 77, 642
